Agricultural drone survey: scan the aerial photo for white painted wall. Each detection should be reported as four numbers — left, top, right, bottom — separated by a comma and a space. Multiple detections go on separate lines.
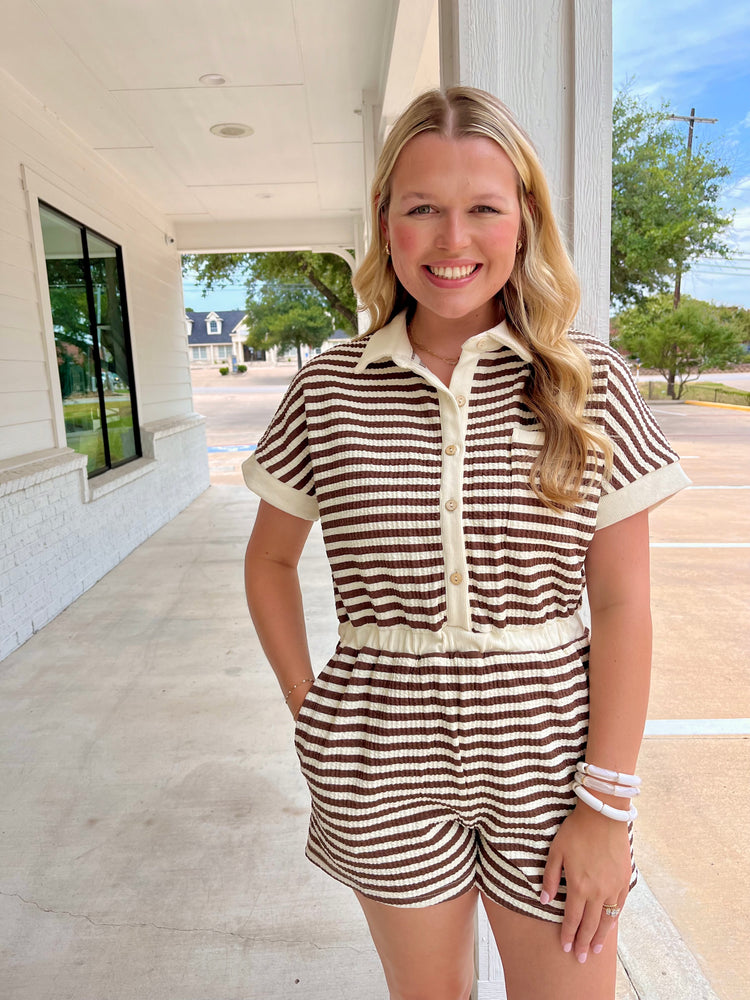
0, 71, 197, 460
0, 70, 209, 661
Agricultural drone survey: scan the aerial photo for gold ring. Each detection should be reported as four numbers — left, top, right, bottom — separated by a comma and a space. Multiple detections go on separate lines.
603, 904, 621, 918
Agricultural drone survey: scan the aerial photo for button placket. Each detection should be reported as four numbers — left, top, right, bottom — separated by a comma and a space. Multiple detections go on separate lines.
437, 362, 476, 630
395, 351, 475, 630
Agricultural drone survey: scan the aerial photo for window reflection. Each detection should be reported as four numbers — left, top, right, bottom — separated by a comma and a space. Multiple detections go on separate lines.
40, 204, 140, 475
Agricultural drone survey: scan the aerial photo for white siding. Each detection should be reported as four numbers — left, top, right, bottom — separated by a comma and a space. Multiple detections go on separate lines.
0, 70, 193, 461
0, 71, 208, 662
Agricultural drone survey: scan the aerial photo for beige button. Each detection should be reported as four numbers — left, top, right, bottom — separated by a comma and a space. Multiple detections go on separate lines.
444, 444, 458, 456
449, 571, 463, 585
445, 498, 458, 512
477, 338, 490, 351
455, 394, 467, 407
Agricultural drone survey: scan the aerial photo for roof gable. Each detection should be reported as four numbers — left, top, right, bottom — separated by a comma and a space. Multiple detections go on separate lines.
186, 309, 247, 344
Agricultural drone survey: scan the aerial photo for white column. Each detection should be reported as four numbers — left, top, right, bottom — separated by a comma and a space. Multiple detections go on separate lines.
439, 0, 612, 341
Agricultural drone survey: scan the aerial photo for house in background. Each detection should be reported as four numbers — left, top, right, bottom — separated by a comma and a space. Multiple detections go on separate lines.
186, 313, 353, 367
186, 310, 259, 365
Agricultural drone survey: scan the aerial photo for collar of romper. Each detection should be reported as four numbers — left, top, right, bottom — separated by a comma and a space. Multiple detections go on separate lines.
353, 310, 533, 373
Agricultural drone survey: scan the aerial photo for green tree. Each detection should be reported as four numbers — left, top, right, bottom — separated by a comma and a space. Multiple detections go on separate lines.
716, 305, 750, 346
182, 251, 358, 334
612, 295, 744, 399
611, 88, 732, 308
245, 284, 334, 369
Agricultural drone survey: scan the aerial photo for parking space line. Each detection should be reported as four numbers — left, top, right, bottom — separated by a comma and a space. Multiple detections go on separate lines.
207, 445, 257, 453
645, 719, 750, 736
650, 542, 750, 548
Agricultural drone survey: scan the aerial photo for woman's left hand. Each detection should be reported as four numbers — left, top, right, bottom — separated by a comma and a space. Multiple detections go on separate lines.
540, 804, 633, 963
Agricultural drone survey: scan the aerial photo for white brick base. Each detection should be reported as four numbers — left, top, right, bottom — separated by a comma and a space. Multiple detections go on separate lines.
0, 415, 209, 662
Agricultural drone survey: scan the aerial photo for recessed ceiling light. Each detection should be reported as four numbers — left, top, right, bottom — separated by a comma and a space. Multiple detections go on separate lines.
199, 74, 227, 86
209, 123, 254, 139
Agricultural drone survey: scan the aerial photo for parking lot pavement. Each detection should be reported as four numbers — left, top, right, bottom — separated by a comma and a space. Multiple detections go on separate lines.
633, 403, 750, 1000
190, 364, 293, 482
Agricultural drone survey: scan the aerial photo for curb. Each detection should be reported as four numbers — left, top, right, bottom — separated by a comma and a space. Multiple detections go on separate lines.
684, 400, 750, 412
618, 877, 721, 999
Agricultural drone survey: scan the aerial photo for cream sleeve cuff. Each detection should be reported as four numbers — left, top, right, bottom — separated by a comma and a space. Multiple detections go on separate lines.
596, 461, 691, 530
242, 454, 320, 521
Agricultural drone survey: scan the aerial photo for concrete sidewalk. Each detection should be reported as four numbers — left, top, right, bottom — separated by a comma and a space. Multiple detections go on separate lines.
0, 487, 389, 999
1, 370, 746, 998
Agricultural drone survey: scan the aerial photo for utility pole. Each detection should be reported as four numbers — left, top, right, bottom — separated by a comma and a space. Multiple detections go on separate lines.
667, 108, 718, 309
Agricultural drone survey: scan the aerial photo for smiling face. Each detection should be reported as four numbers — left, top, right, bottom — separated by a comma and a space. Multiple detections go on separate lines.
383, 131, 523, 335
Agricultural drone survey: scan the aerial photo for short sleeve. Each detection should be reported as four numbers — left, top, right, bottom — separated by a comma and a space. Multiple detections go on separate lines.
241, 372, 319, 521
595, 350, 690, 530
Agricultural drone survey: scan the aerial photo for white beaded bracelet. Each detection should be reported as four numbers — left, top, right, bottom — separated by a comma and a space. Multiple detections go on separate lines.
576, 773, 641, 798
573, 783, 638, 822
577, 761, 642, 786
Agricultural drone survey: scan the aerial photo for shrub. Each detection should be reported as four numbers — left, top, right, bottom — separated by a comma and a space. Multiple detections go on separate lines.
237, 364, 247, 373
219, 366, 229, 376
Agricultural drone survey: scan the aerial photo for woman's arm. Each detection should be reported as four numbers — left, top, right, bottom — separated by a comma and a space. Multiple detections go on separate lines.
244, 499, 316, 719
541, 509, 652, 963
584, 509, 652, 774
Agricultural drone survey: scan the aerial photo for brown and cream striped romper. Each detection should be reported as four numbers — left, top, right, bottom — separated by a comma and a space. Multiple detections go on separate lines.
243, 312, 688, 922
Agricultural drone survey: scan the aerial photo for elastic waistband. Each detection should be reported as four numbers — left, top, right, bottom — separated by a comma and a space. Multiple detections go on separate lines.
338, 612, 588, 656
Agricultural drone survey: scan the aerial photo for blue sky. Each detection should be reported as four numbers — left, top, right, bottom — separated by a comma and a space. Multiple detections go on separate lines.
183, 2, 750, 312
613, 0, 750, 308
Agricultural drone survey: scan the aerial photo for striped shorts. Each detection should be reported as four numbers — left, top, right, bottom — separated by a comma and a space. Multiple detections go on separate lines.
294, 618, 637, 922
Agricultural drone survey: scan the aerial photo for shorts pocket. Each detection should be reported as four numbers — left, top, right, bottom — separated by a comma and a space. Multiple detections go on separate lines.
293, 663, 333, 741
292, 649, 357, 774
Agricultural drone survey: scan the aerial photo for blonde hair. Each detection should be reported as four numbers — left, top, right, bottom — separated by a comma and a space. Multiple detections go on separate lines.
352, 87, 612, 508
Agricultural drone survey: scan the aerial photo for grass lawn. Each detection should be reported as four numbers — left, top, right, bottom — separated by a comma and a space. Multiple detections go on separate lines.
639, 380, 750, 406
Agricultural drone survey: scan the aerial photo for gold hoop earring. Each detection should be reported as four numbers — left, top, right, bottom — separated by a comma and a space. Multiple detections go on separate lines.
516, 240, 523, 253
384, 240, 391, 256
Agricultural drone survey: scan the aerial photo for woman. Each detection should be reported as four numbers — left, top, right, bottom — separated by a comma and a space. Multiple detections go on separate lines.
243, 87, 688, 1000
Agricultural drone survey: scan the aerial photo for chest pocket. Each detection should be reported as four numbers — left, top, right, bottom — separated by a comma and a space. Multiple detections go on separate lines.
510, 426, 546, 447
507, 425, 599, 546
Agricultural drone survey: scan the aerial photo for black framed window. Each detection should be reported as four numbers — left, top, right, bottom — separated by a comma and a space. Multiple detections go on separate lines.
39, 203, 141, 477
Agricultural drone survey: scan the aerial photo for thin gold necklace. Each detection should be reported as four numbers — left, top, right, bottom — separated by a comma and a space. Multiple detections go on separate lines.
408, 332, 461, 367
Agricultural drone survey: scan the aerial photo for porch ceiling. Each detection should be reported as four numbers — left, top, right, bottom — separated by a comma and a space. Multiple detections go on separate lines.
0, 0, 438, 251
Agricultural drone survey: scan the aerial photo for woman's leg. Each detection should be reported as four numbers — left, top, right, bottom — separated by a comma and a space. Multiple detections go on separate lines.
355, 887, 479, 1000
480, 892, 617, 1000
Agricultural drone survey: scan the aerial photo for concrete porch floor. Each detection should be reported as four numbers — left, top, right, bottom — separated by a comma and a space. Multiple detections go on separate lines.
1, 369, 747, 999
0, 486, 390, 999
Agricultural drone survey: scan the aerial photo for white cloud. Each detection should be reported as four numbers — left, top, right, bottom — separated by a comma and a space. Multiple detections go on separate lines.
721, 175, 750, 203
728, 206, 750, 252
613, 0, 750, 98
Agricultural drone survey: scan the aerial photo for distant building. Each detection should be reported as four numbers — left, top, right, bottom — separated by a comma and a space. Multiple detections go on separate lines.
318, 328, 354, 353
186, 313, 354, 367
186, 310, 263, 364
